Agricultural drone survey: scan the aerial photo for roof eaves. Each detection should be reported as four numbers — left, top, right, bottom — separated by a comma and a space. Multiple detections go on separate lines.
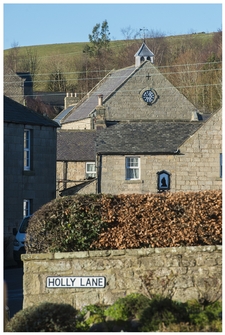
96, 150, 178, 155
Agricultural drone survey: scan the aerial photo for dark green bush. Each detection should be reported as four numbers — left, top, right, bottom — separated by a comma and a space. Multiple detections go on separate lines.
75, 304, 106, 331
104, 293, 151, 321
5, 302, 77, 332
25, 194, 107, 253
5, 296, 222, 332
186, 299, 222, 331
139, 295, 189, 331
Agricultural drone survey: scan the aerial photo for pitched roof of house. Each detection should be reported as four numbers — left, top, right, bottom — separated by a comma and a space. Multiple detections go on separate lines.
4, 95, 59, 127
57, 130, 96, 161
59, 66, 137, 124
96, 121, 203, 154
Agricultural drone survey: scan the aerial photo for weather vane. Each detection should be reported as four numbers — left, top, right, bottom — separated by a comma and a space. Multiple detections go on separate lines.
140, 27, 148, 42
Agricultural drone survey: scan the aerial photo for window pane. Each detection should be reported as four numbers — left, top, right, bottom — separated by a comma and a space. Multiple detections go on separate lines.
24, 151, 29, 167
127, 157, 138, 167
86, 162, 96, 178
24, 130, 30, 170
127, 168, 139, 179
87, 163, 96, 172
23, 199, 30, 217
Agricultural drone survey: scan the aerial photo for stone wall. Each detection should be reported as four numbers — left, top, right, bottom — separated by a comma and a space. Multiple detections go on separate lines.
57, 161, 97, 196
22, 245, 222, 310
105, 62, 196, 122
61, 119, 92, 130
4, 123, 57, 237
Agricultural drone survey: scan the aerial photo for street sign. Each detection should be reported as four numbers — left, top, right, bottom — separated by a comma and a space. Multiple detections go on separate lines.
46, 276, 106, 288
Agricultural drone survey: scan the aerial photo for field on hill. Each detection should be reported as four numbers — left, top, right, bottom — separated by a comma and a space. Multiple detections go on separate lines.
4, 32, 222, 113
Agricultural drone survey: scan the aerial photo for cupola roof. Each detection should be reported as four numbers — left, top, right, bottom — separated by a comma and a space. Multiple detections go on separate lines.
134, 42, 154, 67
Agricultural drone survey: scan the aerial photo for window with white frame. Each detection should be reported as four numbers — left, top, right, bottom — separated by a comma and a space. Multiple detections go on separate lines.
86, 162, 96, 178
125, 157, 140, 180
23, 199, 31, 217
220, 153, 222, 178
24, 129, 31, 170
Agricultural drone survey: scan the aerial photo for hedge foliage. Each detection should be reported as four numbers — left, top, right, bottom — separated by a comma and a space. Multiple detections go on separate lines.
5, 295, 222, 332
5, 302, 77, 332
25, 190, 222, 253
25, 194, 106, 253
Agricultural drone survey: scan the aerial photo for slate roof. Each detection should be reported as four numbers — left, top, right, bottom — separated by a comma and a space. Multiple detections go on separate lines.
96, 121, 203, 154
60, 66, 136, 124
4, 95, 58, 127
134, 42, 154, 58
57, 130, 96, 161
54, 105, 74, 125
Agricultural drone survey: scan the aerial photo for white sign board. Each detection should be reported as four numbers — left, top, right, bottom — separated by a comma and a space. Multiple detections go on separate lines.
46, 276, 106, 288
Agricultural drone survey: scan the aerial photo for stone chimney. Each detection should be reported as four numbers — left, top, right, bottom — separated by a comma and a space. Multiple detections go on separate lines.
64, 93, 79, 109
94, 94, 106, 129
98, 94, 103, 106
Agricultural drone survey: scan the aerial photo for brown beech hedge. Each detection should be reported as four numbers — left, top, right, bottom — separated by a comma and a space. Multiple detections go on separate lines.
91, 190, 222, 249
26, 190, 222, 253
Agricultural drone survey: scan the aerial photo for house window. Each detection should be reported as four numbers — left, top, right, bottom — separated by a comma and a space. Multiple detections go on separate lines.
86, 162, 96, 179
126, 157, 140, 180
220, 153, 222, 178
24, 129, 31, 170
23, 199, 31, 217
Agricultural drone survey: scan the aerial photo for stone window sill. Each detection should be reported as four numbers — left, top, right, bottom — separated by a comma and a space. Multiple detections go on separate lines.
125, 180, 143, 184
23, 170, 35, 176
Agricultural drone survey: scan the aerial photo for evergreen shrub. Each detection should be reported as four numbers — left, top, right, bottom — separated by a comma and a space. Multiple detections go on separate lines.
5, 302, 77, 332
104, 293, 152, 321
25, 194, 108, 253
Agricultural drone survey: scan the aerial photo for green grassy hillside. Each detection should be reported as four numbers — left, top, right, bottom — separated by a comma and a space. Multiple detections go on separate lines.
4, 32, 221, 113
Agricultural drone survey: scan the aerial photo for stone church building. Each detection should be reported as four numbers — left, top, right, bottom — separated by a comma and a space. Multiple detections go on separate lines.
55, 42, 222, 196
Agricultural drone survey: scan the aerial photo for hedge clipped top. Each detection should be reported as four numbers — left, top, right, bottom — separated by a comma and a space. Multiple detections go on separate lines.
25, 190, 222, 253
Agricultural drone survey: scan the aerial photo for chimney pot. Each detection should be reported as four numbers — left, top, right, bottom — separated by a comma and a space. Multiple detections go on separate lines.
98, 94, 103, 106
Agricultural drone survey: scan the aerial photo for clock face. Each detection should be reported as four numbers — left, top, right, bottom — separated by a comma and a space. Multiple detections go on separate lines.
142, 89, 156, 104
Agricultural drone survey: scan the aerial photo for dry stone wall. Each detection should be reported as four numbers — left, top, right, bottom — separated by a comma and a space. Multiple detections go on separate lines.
22, 245, 222, 310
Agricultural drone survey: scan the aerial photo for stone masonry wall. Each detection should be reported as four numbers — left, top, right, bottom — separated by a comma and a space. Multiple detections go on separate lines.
105, 62, 196, 122
4, 123, 57, 236
57, 161, 97, 196
61, 119, 92, 130
22, 245, 222, 310
99, 109, 222, 194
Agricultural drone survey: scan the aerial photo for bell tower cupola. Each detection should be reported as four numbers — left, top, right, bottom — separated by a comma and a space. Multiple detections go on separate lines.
134, 42, 154, 67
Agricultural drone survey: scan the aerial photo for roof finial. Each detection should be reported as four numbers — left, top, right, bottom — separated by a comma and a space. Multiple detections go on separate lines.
140, 27, 148, 42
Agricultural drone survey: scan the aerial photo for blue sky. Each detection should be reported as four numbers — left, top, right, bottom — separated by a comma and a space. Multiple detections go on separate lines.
3, 2, 222, 50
